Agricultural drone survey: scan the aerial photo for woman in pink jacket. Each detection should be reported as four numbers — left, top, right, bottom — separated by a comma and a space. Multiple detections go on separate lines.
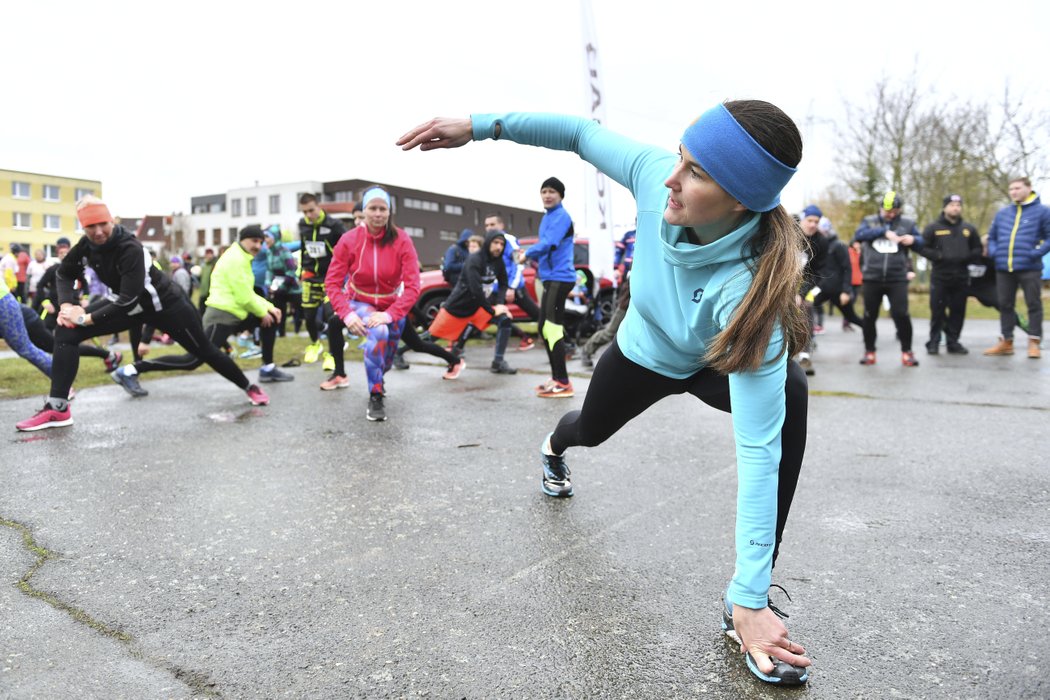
323, 186, 421, 421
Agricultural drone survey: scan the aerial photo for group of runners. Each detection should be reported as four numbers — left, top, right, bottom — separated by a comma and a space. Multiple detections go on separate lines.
17, 96, 1047, 688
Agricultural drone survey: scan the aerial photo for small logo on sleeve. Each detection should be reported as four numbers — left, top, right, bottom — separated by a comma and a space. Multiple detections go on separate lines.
749, 540, 773, 547
691, 287, 704, 303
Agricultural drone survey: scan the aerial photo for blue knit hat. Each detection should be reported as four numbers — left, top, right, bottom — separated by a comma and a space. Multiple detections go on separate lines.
802, 205, 823, 219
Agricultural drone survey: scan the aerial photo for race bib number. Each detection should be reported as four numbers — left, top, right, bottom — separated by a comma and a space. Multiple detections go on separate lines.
968, 264, 986, 278
305, 241, 327, 258
270, 276, 286, 292
872, 238, 899, 254
482, 282, 495, 298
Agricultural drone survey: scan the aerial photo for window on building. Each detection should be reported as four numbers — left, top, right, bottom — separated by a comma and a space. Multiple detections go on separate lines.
12, 181, 30, 199
197, 229, 206, 246
269, 194, 280, 214
474, 209, 480, 226
74, 187, 94, 201
404, 197, 439, 212
509, 214, 515, 230
231, 199, 242, 217
42, 184, 60, 201
213, 228, 223, 245
44, 214, 61, 231
444, 204, 463, 216
403, 226, 425, 238
228, 227, 238, 243
439, 230, 459, 242
334, 191, 353, 203
209, 202, 223, 213
246, 197, 257, 216
13, 212, 31, 229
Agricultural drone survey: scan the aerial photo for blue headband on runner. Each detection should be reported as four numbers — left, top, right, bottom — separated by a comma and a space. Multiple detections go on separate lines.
361, 187, 391, 208
681, 104, 797, 212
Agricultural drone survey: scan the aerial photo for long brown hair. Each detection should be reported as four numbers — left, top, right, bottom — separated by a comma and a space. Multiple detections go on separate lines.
703, 100, 809, 374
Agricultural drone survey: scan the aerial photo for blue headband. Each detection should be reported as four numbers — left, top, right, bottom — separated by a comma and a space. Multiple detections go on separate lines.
361, 187, 390, 208
681, 104, 797, 212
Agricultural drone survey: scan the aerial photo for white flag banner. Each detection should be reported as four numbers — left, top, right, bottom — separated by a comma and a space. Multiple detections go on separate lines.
580, 0, 614, 282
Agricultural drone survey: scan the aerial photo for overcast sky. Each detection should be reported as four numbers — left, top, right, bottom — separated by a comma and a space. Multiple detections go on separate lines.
5, 0, 1049, 230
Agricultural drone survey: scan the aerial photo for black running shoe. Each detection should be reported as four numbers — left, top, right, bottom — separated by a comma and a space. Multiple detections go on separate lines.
540, 443, 573, 497
110, 368, 148, 398
721, 585, 809, 686
490, 359, 517, 374
393, 353, 410, 370
366, 393, 386, 422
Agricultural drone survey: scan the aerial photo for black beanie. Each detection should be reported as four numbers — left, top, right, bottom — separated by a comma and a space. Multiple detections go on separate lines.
239, 224, 265, 241
541, 177, 565, 198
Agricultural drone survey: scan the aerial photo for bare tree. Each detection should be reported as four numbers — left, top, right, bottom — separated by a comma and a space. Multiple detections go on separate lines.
837, 75, 1050, 234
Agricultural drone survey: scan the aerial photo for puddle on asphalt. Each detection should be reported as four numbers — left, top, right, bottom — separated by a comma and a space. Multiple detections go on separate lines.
205, 408, 266, 423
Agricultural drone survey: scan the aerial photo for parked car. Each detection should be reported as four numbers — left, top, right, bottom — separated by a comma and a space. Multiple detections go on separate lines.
412, 238, 617, 332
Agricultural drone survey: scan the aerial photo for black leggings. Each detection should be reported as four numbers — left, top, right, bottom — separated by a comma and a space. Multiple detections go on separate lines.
133, 315, 273, 380
812, 288, 862, 327
50, 297, 249, 398
539, 280, 574, 383
396, 321, 458, 366
861, 281, 912, 352
550, 339, 808, 563
19, 305, 109, 360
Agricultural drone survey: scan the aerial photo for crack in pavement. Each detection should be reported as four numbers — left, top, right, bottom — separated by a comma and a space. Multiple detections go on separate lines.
809, 389, 1050, 411
1, 515, 222, 698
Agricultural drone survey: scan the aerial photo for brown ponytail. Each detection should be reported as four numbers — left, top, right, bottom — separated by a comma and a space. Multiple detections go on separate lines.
703, 100, 809, 374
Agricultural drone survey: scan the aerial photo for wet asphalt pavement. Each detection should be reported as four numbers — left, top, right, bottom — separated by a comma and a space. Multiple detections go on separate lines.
2, 317, 1049, 699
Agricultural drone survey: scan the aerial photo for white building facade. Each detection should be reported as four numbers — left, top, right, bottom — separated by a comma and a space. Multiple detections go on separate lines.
183, 180, 322, 253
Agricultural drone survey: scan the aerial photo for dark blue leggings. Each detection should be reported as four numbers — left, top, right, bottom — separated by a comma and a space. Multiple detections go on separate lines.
0, 293, 51, 376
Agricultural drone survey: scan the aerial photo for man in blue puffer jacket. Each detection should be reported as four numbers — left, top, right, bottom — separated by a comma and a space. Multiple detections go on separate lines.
982, 176, 1050, 359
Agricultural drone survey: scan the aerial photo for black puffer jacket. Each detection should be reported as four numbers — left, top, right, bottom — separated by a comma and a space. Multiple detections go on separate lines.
918, 214, 981, 282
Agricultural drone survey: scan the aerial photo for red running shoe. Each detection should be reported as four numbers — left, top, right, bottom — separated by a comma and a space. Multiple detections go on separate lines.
443, 358, 466, 380
16, 404, 73, 432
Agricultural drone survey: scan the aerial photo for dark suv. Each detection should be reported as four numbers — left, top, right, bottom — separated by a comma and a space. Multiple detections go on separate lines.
413, 238, 616, 329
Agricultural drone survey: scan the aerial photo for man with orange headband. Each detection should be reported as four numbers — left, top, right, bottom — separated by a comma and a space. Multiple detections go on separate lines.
15, 196, 269, 431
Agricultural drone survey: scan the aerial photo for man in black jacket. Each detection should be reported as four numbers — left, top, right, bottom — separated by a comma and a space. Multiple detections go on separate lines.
796, 205, 862, 375
918, 194, 982, 355
297, 193, 347, 364
16, 197, 269, 432
428, 230, 517, 374
853, 191, 924, 367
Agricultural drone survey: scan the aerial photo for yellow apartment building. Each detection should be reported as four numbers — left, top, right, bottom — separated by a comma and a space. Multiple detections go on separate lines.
0, 169, 102, 254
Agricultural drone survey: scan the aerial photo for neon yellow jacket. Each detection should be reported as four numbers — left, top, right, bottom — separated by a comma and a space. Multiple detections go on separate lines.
205, 243, 274, 320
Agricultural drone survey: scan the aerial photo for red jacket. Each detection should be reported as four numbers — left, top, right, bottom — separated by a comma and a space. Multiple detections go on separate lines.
16, 251, 30, 283
324, 224, 421, 323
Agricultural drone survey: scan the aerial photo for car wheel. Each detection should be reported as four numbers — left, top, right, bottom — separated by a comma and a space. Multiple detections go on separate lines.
419, 293, 448, 329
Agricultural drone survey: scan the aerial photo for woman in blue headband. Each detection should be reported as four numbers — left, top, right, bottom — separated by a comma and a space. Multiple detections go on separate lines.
398, 103, 812, 685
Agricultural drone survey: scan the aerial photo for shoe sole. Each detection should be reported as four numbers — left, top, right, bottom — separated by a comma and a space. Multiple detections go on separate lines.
17, 417, 74, 432
366, 414, 387, 422
541, 483, 573, 498
537, 392, 574, 398
320, 384, 350, 391
258, 376, 295, 383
